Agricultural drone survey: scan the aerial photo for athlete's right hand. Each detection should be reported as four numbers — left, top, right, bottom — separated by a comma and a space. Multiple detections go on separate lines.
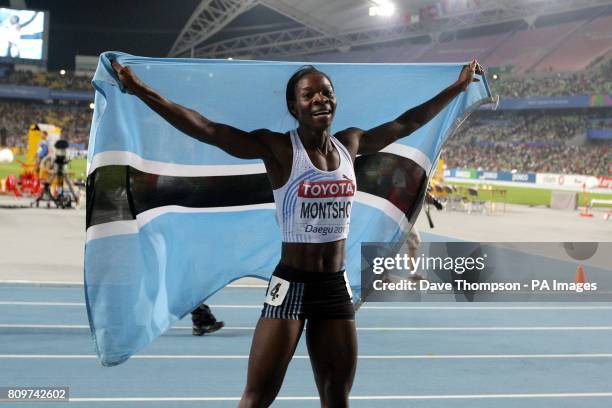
110, 60, 144, 95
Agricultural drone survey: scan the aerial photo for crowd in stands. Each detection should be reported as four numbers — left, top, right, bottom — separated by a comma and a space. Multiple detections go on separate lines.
0, 69, 92, 90
442, 112, 611, 176
443, 142, 608, 176
590, 118, 612, 129
454, 113, 589, 143
0, 101, 90, 147
488, 59, 612, 98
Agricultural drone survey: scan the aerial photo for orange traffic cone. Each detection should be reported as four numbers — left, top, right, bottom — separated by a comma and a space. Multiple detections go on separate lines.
575, 265, 586, 284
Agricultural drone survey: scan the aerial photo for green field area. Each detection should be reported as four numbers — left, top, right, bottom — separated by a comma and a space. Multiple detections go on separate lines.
450, 181, 612, 207
0, 155, 87, 181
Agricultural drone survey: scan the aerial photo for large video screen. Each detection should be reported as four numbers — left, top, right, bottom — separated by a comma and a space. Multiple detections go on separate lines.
0, 8, 48, 62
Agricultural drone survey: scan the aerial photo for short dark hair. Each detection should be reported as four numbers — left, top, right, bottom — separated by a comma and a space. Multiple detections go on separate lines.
285, 65, 333, 119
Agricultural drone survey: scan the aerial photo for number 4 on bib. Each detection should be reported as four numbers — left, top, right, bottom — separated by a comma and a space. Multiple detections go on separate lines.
265, 276, 290, 306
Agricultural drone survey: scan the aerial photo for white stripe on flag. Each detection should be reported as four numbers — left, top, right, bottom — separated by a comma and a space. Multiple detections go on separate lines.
86, 204, 275, 241
88, 146, 431, 177
380, 143, 432, 175
85, 220, 139, 241
88, 151, 266, 177
85, 192, 409, 242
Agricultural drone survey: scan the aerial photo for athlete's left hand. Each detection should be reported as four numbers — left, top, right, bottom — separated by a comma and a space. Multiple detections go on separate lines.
457, 59, 484, 91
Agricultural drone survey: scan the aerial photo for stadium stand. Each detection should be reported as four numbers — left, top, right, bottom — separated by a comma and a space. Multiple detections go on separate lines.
442, 111, 610, 176
415, 33, 510, 63
0, 70, 92, 91
533, 14, 612, 72
296, 8, 612, 76
489, 58, 612, 97
442, 141, 608, 175
294, 42, 435, 63
483, 21, 584, 73
441, 141, 609, 176
0, 101, 90, 147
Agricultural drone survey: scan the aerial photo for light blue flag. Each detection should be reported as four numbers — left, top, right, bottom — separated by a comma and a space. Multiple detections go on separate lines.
85, 52, 493, 366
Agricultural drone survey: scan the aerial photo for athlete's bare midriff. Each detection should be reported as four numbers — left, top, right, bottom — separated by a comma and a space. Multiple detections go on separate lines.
280, 240, 346, 273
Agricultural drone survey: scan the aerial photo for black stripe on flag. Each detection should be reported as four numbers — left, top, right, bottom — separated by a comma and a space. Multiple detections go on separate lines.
86, 153, 427, 230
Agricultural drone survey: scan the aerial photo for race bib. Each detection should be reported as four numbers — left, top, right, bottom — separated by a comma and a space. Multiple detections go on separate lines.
265, 276, 290, 306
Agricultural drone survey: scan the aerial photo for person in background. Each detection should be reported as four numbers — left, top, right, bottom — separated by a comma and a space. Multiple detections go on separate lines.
191, 304, 224, 336
1, 13, 39, 58
35, 131, 49, 174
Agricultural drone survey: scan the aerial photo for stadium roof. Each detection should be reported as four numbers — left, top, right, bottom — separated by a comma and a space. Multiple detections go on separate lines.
170, 0, 612, 59
2, 0, 610, 69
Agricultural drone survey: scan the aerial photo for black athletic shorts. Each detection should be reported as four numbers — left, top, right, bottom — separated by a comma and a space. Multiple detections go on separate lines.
261, 263, 355, 320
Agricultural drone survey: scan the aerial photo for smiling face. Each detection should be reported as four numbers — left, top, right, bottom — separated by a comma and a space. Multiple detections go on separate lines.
288, 72, 337, 130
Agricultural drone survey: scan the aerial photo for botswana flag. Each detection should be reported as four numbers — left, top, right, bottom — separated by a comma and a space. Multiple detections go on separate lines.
85, 52, 493, 366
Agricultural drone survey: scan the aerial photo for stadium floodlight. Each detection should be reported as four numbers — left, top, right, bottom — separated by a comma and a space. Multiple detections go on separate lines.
0, 148, 14, 164
369, 0, 396, 17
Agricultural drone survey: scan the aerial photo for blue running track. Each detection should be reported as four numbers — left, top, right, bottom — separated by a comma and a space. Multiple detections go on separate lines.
2, 285, 612, 407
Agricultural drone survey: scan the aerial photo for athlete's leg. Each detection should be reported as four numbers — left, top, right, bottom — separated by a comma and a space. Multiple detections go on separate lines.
306, 319, 357, 408
239, 317, 305, 408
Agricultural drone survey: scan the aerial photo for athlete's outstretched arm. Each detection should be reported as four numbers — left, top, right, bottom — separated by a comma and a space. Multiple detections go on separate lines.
111, 60, 271, 160
339, 60, 484, 156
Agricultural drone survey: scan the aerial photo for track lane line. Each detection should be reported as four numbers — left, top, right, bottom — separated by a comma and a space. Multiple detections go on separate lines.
3, 323, 612, 331
3, 301, 612, 310
3, 353, 612, 360
63, 392, 612, 402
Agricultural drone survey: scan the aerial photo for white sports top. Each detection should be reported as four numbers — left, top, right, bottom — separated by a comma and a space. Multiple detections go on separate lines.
273, 129, 356, 243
